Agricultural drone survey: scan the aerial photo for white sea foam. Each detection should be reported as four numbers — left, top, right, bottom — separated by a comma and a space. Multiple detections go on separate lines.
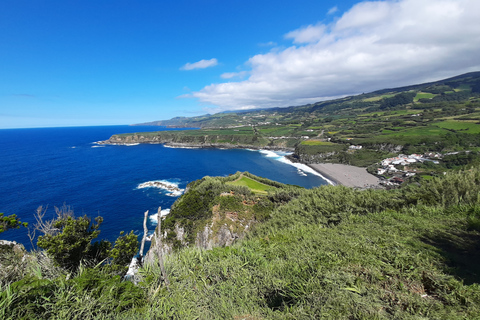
91, 145, 105, 148
137, 180, 185, 197
149, 209, 171, 225
163, 145, 199, 149
297, 168, 307, 176
257, 150, 334, 185
145, 231, 155, 241
124, 143, 140, 146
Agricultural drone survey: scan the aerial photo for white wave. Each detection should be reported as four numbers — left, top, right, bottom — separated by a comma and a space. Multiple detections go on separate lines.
166, 190, 184, 197
149, 209, 171, 225
297, 168, 307, 176
137, 179, 185, 198
163, 145, 199, 149
282, 157, 335, 185
91, 145, 105, 148
125, 143, 140, 146
258, 150, 278, 157
256, 149, 334, 185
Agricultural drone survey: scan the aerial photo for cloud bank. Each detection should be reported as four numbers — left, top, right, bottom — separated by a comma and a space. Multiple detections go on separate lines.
181, 58, 218, 70
191, 0, 480, 112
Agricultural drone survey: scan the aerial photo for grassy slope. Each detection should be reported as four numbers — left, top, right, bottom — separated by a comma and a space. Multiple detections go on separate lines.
2, 168, 480, 319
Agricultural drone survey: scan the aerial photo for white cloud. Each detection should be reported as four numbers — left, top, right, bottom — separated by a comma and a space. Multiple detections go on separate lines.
220, 71, 248, 79
181, 58, 218, 70
285, 24, 326, 44
327, 6, 338, 15
259, 41, 277, 47
191, 0, 480, 111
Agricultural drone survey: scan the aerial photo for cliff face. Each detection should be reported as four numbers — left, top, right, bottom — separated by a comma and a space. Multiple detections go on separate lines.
100, 132, 295, 151
145, 204, 255, 263
144, 173, 289, 261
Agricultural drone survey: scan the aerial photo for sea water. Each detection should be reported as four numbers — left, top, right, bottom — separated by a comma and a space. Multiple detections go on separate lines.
0, 125, 328, 248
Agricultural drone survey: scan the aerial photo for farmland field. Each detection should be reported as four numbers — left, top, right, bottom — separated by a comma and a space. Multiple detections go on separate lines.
435, 120, 480, 133
226, 175, 275, 194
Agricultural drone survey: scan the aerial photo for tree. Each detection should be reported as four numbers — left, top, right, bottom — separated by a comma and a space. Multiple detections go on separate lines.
35, 205, 138, 274
0, 213, 27, 234
37, 214, 104, 271
107, 230, 139, 273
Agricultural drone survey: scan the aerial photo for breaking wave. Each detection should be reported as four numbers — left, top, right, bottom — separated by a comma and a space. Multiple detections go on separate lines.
257, 150, 334, 184
149, 209, 171, 225
137, 180, 184, 197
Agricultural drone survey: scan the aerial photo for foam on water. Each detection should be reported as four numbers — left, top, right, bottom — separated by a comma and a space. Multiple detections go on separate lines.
149, 208, 171, 225
258, 150, 334, 185
137, 180, 185, 197
163, 145, 199, 149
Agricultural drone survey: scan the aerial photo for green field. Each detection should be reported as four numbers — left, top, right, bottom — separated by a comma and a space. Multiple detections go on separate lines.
300, 140, 334, 146
226, 175, 275, 194
414, 92, 436, 101
383, 126, 448, 137
363, 94, 396, 102
435, 120, 480, 133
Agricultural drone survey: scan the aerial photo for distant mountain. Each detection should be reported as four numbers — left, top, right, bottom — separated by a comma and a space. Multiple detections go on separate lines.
133, 72, 480, 128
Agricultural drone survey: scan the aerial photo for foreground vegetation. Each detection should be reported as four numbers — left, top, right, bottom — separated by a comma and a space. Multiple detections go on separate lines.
1, 167, 480, 319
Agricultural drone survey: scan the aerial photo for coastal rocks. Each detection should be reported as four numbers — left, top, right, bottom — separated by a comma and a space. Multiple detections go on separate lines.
194, 208, 253, 250
145, 202, 255, 261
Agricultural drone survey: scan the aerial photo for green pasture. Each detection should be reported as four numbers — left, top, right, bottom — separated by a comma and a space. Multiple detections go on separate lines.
382, 126, 448, 137
257, 127, 295, 136
226, 176, 275, 195
300, 140, 335, 146
435, 120, 480, 133
362, 94, 396, 102
414, 92, 436, 101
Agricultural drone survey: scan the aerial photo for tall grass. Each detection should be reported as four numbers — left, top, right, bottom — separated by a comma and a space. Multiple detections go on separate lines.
2, 168, 480, 318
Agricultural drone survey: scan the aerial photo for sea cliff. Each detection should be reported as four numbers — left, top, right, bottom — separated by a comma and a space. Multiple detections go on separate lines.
99, 131, 295, 151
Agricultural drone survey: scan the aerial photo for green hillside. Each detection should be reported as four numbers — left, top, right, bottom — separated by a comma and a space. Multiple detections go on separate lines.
2, 168, 480, 319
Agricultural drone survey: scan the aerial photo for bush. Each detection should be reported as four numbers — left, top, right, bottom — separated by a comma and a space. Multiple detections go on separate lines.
35, 206, 138, 274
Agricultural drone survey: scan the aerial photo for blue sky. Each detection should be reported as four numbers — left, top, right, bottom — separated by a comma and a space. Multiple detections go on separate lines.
1, 0, 479, 129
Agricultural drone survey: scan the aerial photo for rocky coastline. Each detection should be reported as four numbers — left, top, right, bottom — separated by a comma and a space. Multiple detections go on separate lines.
97, 134, 295, 151
99, 133, 384, 189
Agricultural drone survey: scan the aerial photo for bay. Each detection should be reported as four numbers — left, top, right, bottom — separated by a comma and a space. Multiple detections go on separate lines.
0, 125, 327, 248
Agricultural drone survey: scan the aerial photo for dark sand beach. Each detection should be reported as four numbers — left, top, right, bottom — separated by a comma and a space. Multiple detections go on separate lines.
308, 163, 381, 188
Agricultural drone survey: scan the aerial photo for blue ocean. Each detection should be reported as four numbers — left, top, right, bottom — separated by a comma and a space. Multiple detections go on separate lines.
0, 126, 328, 248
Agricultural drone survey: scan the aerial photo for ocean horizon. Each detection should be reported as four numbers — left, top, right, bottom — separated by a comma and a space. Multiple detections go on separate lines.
0, 125, 328, 248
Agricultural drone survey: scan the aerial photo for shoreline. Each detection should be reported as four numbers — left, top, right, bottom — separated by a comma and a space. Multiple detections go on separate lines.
307, 163, 382, 189
99, 139, 381, 188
